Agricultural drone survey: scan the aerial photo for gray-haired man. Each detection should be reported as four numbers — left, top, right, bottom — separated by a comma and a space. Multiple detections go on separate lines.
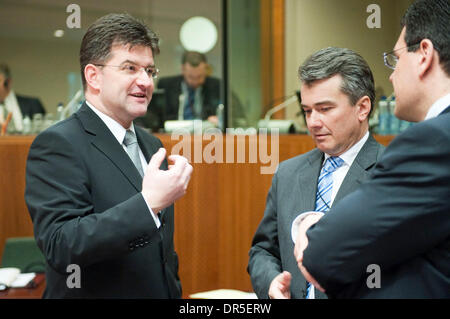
248, 47, 385, 299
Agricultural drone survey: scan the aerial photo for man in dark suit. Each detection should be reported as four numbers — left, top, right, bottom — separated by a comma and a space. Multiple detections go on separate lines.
248, 47, 385, 299
0, 63, 46, 132
294, 0, 450, 298
157, 51, 220, 124
15, 95, 46, 119
25, 13, 193, 298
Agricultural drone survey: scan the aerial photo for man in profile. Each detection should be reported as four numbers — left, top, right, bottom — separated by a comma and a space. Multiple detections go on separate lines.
25, 13, 192, 298
248, 47, 384, 299
157, 51, 220, 124
294, 0, 450, 298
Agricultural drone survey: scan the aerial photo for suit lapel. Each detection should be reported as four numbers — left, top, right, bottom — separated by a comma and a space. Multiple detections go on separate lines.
293, 149, 323, 218
440, 105, 450, 115
75, 103, 143, 192
334, 135, 379, 203
135, 128, 153, 163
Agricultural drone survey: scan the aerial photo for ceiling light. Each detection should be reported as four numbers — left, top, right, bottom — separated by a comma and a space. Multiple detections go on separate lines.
54, 30, 64, 38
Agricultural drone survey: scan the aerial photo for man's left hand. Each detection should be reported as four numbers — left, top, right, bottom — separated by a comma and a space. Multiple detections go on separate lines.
293, 214, 326, 293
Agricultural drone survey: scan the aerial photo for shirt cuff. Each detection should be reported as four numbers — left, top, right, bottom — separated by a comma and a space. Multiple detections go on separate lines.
141, 193, 161, 228
291, 211, 324, 243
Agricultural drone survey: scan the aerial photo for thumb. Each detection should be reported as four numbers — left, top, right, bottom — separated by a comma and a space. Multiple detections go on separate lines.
147, 148, 167, 171
280, 271, 292, 285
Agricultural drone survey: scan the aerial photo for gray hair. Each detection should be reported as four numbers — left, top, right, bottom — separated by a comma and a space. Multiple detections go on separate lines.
0, 63, 11, 80
298, 47, 375, 116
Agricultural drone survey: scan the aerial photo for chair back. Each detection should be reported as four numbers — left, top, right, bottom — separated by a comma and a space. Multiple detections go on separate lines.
1, 237, 46, 273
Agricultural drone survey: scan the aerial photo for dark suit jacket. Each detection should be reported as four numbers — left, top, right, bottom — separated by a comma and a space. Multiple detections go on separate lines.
16, 94, 46, 119
248, 134, 385, 299
303, 106, 450, 298
25, 103, 181, 298
157, 75, 220, 121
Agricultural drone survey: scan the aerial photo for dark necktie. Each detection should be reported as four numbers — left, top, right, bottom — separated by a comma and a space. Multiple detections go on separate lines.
183, 87, 195, 120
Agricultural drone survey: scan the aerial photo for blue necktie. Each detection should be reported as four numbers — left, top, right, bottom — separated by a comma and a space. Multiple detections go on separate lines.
183, 87, 195, 120
315, 156, 344, 212
306, 156, 344, 299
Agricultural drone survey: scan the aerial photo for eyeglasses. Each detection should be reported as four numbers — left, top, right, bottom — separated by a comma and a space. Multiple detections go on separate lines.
94, 62, 159, 79
383, 43, 420, 70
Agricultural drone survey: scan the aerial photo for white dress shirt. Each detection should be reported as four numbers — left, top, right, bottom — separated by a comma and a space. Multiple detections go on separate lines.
424, 93, 450, 120
86, 101, 161, 228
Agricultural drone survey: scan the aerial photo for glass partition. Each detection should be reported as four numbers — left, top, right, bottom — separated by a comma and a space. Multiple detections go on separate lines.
0, 0, 223, 133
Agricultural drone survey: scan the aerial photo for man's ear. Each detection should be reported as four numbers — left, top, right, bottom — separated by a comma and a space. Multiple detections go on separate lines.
356, 95, 371, 122
417, 39, 435, 79
84, 64, 101, 91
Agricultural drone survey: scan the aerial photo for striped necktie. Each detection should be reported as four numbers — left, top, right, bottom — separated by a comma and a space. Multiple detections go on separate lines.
315, 156, 344, 212
306, 156, 344, 299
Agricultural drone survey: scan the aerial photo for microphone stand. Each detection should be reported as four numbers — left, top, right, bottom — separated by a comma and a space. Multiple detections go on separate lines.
258, 95, 299, 134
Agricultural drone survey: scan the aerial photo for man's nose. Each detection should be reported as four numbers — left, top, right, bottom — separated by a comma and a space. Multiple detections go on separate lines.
136, 69, 153, 87
389, 71, 394, 83
307, 111, 322, 129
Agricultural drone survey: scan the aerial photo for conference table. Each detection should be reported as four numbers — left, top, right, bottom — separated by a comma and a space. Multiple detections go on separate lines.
0, 133, 394, 298
0, 273, 45, 299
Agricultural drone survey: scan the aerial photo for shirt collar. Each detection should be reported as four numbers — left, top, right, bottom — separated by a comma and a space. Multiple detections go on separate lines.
85, 100, 135, 145
324, 131, 369, 167
424, 93, 450, 120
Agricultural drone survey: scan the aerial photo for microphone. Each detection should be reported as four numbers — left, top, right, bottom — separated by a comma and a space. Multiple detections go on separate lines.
164, 92, 215, 133
257, 94, 301, 133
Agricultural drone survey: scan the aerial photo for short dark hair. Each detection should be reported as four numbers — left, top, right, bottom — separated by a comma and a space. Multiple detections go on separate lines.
181, 51, 207, 67
0, 63, 11, 80
298, 47, 375, 117
401, 0, 450, 76
79, 13, 160, 90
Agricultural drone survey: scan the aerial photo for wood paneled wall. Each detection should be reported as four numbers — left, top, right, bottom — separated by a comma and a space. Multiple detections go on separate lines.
260, 0, 286, 119
0, 136, 35, 259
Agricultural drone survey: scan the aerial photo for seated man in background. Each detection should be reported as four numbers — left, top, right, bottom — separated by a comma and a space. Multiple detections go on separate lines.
0, 63, 46, 133
248, 47, 385, 299
157, 51, 220, 124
